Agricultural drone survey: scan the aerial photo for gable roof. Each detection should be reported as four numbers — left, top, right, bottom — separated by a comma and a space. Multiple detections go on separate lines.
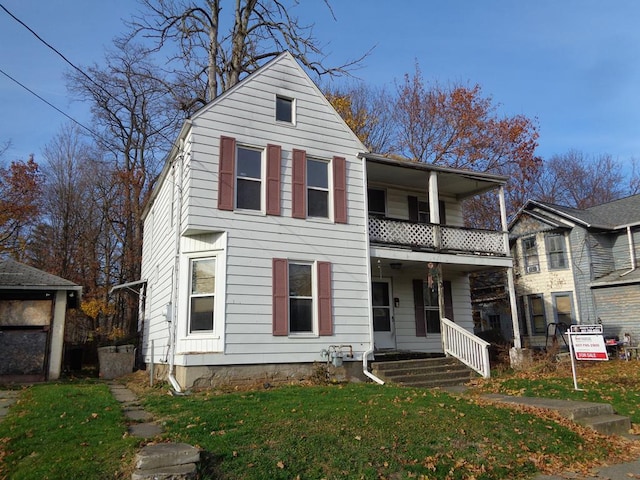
143, 51, 365, 220
0, 258, 82, 291
511, 194, 640, 231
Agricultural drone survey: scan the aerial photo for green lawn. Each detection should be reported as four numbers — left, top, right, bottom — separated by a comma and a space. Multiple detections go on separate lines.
0, 360, 638, 480
0, 382, 139, 480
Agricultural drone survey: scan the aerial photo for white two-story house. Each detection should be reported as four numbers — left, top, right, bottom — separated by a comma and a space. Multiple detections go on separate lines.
139, 52, 518, 390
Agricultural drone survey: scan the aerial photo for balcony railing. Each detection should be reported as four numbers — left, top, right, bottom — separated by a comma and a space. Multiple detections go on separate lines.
368, 216, 506, 256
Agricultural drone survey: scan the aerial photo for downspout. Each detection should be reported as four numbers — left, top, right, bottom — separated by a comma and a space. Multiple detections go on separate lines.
168, 137, 187, 393
620, 226, 637, 277
361, 157, 385, 385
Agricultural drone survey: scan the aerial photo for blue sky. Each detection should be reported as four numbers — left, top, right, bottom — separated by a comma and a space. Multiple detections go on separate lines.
1, 1, 640, 169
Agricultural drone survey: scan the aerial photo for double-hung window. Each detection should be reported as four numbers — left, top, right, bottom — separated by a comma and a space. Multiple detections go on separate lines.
545, 233, 567, 269
272, 258, 333, 337
528, 294, 546, 334
236, 146, 263, 210
288, 262, 313, 333
522, 236, 540, 273
189, 258, 216, 333
307, 158, 329, 218
553, 293, 573, 326
422, 282, 441, 333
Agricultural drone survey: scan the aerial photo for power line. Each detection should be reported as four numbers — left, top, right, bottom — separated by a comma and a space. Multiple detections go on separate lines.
0, 67, 100, 139
0, 2, 183, 155
0, 2, 97, 90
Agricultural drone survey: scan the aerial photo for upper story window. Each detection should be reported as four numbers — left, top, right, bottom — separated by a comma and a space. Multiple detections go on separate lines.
189, 257, 216, 333
307, 158, 329, 218
408, 196, 447, 224
522, 236, 540, 274
367, 188, 386, 216
276, 95, 294, 123
545, 233, 568, 269
236, 146, 263, 210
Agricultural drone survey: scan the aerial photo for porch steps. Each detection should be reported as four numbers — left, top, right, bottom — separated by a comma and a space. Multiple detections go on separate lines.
371, 356, 476, 388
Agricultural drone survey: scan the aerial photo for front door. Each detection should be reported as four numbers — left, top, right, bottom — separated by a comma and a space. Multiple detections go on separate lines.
372, 280, 395, 350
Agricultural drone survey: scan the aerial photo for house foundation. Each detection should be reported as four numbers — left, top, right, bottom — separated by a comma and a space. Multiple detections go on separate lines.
152, 361, 367, 390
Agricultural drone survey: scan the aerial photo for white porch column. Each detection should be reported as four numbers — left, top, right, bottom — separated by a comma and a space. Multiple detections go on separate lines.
506, 267, 522, 348
428, 171, 440, 224
49, 290, 68, 380
498, 185, 508, 254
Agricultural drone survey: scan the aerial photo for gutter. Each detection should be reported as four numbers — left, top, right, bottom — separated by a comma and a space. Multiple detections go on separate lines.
168, 141, 186, 393
620, 226, 637, 277
360, 156, 385, 385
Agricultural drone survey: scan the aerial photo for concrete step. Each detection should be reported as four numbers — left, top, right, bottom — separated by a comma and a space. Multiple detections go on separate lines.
131, 463, 197, 480
371, 357, 475, 388
483, 394, 632, 437
577, 413, 632, 436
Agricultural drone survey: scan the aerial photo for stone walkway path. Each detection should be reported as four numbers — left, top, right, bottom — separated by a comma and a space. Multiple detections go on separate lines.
106, 382, 164, 438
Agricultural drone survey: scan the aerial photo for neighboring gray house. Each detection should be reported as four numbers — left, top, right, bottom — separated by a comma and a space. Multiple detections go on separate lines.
509, 195, 640, 348
139, 52, 517, 391
0, 258, 82, 382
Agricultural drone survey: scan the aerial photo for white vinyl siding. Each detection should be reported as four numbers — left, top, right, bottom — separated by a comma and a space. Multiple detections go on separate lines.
164, 53, 370, 364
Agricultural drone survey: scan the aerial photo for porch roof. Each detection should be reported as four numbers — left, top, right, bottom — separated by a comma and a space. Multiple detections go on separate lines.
360, 153, 508, 199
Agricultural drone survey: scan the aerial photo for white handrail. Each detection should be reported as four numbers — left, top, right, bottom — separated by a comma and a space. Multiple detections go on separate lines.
441, 317, 491, 378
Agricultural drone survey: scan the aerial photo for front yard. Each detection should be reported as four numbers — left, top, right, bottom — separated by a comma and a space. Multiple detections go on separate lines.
0, 359, 639, 479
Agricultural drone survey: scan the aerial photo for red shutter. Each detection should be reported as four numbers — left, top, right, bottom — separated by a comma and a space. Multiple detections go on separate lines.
272, 258, 289, 336
218, 136, 236, 211
318, 261, 333, 336
266, 144, 282, 216
413, 279, 426, 337
333, 156, 347, 224
292, 149, 306, 219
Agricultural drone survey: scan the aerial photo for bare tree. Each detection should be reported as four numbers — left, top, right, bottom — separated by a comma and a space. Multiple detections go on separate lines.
125, 0, 370, 110
67, 43, 181, 336
324, 82, 395, 154
531, 150, 632, 208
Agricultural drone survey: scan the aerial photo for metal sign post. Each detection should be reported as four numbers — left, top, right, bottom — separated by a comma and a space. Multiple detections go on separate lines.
567, 324, 608, 391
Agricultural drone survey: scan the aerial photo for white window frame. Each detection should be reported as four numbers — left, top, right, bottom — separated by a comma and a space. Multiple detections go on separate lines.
275, 95, 295, 124
235, 145, 265, 212
288, 260, 317, 336
187, 256, 217, 334
306, 157, 331, 219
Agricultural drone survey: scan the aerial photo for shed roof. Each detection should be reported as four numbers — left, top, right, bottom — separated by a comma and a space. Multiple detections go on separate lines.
0, 258, 82, 291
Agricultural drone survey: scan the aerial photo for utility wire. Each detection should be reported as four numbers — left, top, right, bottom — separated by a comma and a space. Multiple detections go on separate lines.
0, 2, 183, 154
0, 2, 97, 91
0, 67, 101, 139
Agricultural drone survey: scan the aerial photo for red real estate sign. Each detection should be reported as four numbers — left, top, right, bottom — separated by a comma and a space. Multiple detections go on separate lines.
571, 334, 609, 361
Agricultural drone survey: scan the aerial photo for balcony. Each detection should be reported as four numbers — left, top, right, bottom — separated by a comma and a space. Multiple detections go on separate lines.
369, 216, 507, 256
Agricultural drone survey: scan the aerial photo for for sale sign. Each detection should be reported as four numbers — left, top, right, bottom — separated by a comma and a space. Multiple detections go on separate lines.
571, 334, 609, 361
